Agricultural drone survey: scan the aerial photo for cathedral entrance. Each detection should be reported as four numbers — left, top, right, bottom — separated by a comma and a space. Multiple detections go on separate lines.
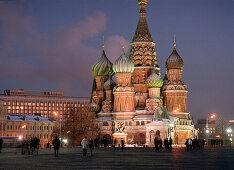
133, 133, 146, 145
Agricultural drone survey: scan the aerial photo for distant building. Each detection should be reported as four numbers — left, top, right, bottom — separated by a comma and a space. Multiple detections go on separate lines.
0, 89, 89, 125
0, 100, 58, 148
196, 119, 216, 140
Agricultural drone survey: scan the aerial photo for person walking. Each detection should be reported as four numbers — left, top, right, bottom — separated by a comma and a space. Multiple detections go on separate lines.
169, 137, 172, 150
113, 139, 117, 152
0, 138, 3, 153
159, 138, 162, 151
89, 137, 94, 156
121, 139, 124, 152
188, 138, 192, 151
164, 138, 169, 150
154, 137, 159, 151
81, 136, 89, 156
52, 136, 60, 157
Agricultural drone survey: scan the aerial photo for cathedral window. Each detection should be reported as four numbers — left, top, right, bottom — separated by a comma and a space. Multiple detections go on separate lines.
103, 121, 109, 126
129, 122, 132, 126
136, 121, 140, 126
141, 121, 145, 125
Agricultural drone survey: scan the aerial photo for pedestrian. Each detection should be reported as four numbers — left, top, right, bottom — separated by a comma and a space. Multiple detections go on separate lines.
164, 138, 169, 150
81, 136, 89, 156
154, 137, 159, 151
89, 137, 94, 156
47, 141, 50, 148
52, 136, 60, 157
121, 139, 124, 152
113, 139, 117, 152
0, 138, 3, 153
185, 139, 189, 151
159, 138, 162, 151
34, 137, 40, 155
188, 138, 192, 151
169, 137, 172, 150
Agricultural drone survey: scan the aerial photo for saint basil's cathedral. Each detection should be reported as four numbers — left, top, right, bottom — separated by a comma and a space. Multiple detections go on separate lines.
88, 0, 197, 146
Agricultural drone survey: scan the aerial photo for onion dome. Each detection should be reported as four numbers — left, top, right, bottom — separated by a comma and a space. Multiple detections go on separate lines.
91, 50, 113, 76
87, 101, 100, 112
165, 36, 184, 70
104, 77, 116, 90
145, 71, 163, 88
138, 0, 147, 5
113, 46, 134, 74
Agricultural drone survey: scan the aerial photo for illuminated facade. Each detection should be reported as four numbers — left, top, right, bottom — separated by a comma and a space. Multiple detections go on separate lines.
0, 100, 58, 148
88, 0, 197, 145
0, 89, 89, 121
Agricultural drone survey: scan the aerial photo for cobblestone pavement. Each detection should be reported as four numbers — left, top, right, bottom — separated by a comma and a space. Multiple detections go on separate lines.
0, 147, 234, 170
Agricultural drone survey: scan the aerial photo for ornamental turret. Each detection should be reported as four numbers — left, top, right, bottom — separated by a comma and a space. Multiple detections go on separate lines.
162, 36, 188, 118
145, 69, 163, 111
113, 43, 135, 114
129, 0, 159, 109
91, 38, 113, 106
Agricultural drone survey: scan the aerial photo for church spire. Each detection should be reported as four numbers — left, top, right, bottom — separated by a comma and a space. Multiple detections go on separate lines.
132, 0, 152, 42
173, 34, 176, 49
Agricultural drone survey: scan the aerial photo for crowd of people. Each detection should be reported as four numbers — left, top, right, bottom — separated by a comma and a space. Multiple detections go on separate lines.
21, 137, 40, 155
185, 138, 205, 151
154, 137, 173, 151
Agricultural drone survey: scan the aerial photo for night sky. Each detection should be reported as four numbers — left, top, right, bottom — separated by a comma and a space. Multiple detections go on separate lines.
0, 0, 234, 121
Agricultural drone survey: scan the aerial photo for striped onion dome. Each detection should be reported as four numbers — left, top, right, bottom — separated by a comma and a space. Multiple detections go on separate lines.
87, 101, 100, 112
166, 48, 184, 70
92, 50, 113, 76
145, 71, 163, 88
104, 77, 116, 90
113, 50, 134, 74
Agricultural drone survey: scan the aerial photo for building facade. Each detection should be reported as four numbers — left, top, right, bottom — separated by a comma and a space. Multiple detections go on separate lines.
0, 100, 58, 148
0, 89, 89, 125
88, 0, 197, 145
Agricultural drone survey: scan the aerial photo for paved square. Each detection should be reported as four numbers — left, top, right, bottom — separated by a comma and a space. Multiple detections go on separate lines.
0, 147, 234, 169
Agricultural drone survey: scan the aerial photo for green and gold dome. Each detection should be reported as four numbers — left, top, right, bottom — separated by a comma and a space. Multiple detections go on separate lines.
91, 50, 113, 76
145, 71, 163, 88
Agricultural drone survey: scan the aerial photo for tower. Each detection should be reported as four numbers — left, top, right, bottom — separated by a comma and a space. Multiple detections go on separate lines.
112, 44, 135, 117
145, 69, 163, 112
129, 0, 159, 109
162, 36, 188, 118
91, 39, 113, 107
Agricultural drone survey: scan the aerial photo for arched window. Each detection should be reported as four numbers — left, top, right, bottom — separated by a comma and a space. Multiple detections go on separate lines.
129, 122, 132, 126
125, 121, 128, 126
103, 121, 109, 126
136, 121, 140, 126
141, 121, 145, 125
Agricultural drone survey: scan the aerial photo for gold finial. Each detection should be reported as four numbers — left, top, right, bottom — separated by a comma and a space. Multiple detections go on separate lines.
102, 36, 105, 50
138, 0, 148, 5
173, 34, 176, 49
122, 38, 125, 52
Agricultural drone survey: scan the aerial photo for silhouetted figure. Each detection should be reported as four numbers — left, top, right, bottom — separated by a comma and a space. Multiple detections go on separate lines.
52, 136, 60, 157
113, 139, 117, 152
47, 141, 50, 148
164, 138, 169, 150
185, 139, 189, 151
81, 136, 89, 156
121, 139, 124, 152
169, 137, 172, 150
154, 137, 159, 151
0, 138, 3, 153
89, 138, 94, 156
159, 139, 162, 151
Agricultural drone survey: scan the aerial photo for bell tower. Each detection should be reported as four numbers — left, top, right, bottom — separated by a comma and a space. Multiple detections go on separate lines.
129, 0, 159, 109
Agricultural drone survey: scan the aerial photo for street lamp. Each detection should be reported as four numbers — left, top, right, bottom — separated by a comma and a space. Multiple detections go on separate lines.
53, 111, 62, 140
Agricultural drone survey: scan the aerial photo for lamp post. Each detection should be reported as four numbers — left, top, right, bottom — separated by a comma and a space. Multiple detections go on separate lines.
53, 112, 62, 140
205, 113, 216, 145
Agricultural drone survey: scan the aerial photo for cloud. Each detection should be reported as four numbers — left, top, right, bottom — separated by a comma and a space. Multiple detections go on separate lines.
0, 2, 130, 96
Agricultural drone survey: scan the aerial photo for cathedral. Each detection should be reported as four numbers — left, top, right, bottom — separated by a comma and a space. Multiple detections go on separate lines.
87, 0, 197, 146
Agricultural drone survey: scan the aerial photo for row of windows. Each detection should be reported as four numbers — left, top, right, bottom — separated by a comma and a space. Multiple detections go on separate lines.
4, 125, 55, 131
102, 121, 150, 127
6, 101, 87, 107
6, 133, 53, 139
